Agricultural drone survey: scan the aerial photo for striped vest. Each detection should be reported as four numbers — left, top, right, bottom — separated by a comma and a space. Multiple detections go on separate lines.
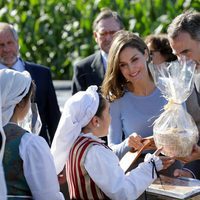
66, 136, 110, 200
3, 123, 32, 199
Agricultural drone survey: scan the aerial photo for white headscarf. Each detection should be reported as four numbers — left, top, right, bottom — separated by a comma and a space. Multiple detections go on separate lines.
51, 85, 99, 174
0, 69, 32, 127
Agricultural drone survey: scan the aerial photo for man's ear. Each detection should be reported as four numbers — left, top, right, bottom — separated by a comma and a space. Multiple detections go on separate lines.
93, 31, 98, 43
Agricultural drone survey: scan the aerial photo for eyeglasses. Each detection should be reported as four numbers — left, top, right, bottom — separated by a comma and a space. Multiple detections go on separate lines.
97, 30, 118, 38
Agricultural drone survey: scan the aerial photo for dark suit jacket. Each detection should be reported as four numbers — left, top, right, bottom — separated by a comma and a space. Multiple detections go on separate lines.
71, 51, 108, 143
24, 61, 61, 146
185, 73, 200, 179
71, 51, 105, 95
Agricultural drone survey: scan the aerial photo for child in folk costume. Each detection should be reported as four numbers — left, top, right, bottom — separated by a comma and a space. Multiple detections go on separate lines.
0, 69, 64, 200
51, 85, 173, 200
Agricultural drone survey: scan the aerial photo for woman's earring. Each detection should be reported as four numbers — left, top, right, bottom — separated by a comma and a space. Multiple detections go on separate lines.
97, 123, 100, 128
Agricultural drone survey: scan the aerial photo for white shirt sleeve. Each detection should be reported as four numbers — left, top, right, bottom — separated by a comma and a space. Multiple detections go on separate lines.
0, 161, 7, 200
19, 133, 64, 200
85, 145, 157, 200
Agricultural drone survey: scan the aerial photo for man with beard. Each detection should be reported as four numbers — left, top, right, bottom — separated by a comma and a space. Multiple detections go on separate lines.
0, 22, 61, 146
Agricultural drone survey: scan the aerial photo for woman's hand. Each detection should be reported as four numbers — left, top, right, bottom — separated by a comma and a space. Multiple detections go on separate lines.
127, 132, 143, 151
142, 136, 157, 151
128, 134, 157, 152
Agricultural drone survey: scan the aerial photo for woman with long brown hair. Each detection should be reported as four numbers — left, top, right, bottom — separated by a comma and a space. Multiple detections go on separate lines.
101, 30, 180, 177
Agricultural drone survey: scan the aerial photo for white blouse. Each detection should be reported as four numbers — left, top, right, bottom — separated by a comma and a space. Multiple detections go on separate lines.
83, 133, 162, 200
0, 161, 6, 200
19, 132, 64, 200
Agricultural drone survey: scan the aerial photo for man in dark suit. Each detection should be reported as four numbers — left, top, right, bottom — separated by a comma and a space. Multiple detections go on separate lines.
72, 8, 124, 94
168, 10, 200, 179
0, 22, 60, 146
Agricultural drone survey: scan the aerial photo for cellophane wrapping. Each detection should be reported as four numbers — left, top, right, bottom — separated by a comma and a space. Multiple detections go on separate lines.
151, 59, 199, 157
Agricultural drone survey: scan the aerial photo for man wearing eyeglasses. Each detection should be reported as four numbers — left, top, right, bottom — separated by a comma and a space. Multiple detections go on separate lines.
71, 8, 124, 95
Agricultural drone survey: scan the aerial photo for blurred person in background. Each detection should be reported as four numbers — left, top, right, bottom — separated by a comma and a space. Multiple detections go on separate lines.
71, 8, 124, 95
145, 34, 177, 65
0, 22, 61, 146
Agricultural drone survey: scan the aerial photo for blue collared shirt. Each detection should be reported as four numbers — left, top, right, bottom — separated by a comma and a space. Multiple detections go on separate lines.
0, 57, 25, 72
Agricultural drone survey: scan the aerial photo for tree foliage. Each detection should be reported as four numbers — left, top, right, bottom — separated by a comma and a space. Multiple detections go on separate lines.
0, 0, 199, 79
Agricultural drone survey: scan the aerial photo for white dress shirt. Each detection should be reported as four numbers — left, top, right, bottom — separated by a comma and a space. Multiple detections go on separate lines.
19, 132, 64, 200
82, 133, 161, 200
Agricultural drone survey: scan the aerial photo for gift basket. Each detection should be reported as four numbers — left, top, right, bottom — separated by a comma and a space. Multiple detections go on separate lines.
151, 59, 199, 157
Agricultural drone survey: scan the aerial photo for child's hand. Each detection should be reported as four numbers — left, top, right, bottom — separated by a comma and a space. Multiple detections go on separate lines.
159, 156, 175, 170
154, 147, 175, 170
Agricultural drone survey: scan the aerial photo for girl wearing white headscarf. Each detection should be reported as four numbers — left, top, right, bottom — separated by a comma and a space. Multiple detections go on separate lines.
0, 69, 64, 200
51, 85, 172, 200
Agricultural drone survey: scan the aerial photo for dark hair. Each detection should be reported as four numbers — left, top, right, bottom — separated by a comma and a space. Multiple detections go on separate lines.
14, 81, 36, 116
21, 81, 36, 103
145, 34, 177, 62
93, 8, 124, 31
95, 93, 107, 118
168, 10, 200, 41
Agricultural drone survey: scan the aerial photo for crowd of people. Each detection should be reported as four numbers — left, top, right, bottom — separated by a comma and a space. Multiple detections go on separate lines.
0, 7, 200, 200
